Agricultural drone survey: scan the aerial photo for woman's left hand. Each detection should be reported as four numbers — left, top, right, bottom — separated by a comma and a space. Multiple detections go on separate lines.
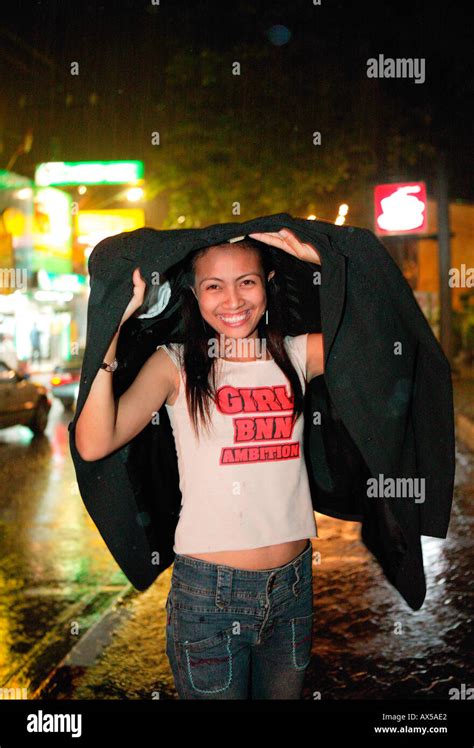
248, 228, 322, 265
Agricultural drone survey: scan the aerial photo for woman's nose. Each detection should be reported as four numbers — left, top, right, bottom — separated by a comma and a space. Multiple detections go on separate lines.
222, 288, 244, 308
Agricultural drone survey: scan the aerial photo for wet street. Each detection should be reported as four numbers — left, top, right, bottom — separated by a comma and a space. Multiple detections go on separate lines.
0, 394, 133, 698
0, 382, 472, 701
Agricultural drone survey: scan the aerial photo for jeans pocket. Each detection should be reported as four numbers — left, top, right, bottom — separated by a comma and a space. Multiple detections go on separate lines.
177, 629, 233, 695
290, 612, 313, 670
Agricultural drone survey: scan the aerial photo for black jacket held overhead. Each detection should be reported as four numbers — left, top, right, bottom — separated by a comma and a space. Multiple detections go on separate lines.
68, 212, 455, 611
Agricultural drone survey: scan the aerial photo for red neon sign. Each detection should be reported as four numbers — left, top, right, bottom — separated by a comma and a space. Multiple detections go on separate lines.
374, 182, 427, 235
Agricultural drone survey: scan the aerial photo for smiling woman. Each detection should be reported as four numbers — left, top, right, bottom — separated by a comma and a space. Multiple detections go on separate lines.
74, 229, 319, 699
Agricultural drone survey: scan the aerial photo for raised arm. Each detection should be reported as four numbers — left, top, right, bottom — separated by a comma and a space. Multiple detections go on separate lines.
75, 267, 177, 462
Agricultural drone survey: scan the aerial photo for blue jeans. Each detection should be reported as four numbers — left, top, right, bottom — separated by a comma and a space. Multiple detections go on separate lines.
165, 539, 313, 699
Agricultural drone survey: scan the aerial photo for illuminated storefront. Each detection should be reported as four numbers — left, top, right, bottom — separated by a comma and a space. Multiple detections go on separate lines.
0, 172, 88, 369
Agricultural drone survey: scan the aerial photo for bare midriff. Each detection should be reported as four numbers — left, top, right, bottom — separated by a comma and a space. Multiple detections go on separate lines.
181, 538, 310, 570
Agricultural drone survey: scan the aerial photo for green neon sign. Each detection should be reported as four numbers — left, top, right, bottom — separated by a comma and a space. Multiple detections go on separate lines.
35, 161, 144, 186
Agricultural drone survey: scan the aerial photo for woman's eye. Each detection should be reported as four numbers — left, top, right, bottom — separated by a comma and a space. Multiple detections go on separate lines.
205, 280, 255, 290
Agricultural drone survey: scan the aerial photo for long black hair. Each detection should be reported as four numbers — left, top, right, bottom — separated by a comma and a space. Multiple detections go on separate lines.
168, 237, 305, 440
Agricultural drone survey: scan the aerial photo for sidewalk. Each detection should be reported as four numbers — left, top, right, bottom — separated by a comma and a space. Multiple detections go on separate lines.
39, 570, 175, 700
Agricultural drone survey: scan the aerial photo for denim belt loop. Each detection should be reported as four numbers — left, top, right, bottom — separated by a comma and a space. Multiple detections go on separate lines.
216, 566, 233, 608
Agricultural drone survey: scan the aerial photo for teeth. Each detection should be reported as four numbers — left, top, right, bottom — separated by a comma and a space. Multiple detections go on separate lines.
218, 311, 250, 322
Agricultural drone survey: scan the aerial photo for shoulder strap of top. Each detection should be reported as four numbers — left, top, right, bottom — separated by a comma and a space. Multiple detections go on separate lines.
284, 334, 308, 384
156, 343, 183, 370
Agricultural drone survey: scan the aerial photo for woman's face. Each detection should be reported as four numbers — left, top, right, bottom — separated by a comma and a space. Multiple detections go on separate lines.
191, 245, 275, 341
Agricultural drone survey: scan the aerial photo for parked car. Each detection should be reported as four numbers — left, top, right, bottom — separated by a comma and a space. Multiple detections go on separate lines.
50, 355, 83, 410
0, 360, 51, 434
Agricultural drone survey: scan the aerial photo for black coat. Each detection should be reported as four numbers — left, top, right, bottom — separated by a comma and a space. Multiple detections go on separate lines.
68, 212, 455, 611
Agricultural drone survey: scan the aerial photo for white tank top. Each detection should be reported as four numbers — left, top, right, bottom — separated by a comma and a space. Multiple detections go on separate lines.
156, 334, 318, 553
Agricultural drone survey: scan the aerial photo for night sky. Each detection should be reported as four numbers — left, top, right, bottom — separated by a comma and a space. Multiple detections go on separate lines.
1, 0, 472, 224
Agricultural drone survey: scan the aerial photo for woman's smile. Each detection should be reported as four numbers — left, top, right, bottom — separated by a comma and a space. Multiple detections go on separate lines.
216, 309, 253, 327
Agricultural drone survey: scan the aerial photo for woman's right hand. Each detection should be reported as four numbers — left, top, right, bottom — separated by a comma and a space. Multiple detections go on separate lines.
119, 267, 147, 328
